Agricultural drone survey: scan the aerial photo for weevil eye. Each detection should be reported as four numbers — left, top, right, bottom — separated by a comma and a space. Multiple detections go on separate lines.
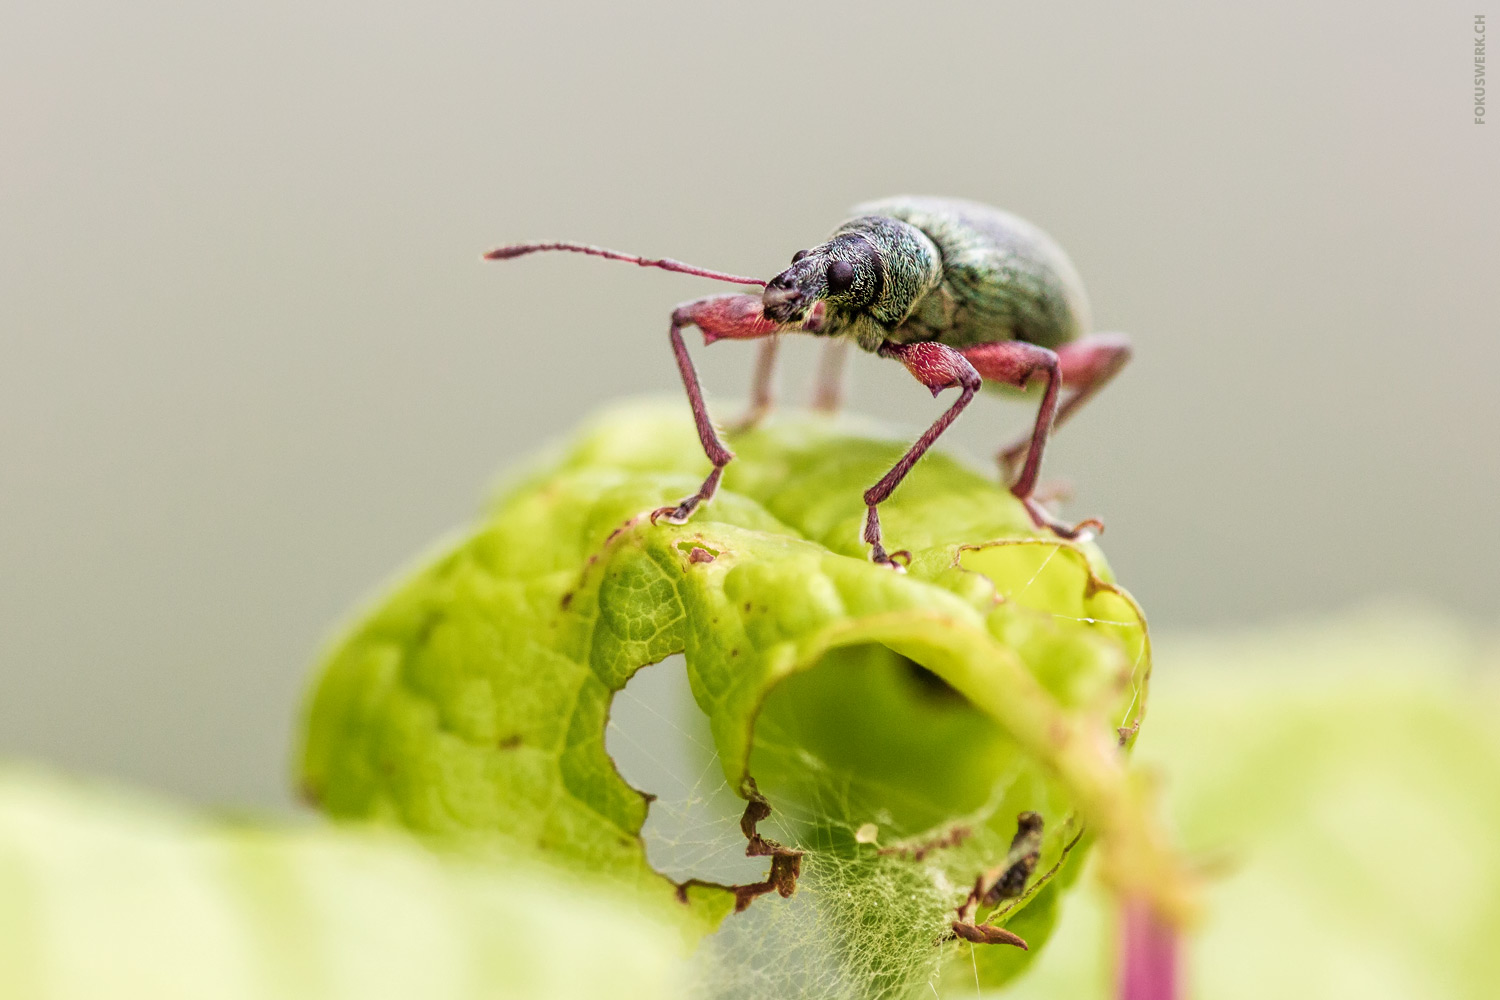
791, 249, 810, 264
827, 259, 856, 294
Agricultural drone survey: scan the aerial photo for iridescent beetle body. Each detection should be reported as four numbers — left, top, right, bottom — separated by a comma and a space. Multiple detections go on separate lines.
771, 196, 1091, 354
487, 196, 1131, 567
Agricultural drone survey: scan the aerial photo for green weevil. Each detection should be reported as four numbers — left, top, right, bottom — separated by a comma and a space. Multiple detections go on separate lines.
486, 196, 1131, 568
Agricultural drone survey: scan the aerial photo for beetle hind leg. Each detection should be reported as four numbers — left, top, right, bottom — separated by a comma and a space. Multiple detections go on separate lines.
996, 333, 1132, 484
959, 339, 1115, 539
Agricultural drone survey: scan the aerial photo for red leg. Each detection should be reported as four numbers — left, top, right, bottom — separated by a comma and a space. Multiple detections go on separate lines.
995, 333, 1132, 483
862, 342, 982, 566
960, 340, 1101, 539
651, 295, 814, 524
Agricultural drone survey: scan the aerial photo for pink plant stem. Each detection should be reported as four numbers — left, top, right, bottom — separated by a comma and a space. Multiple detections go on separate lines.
1118, 897, 1180, 1000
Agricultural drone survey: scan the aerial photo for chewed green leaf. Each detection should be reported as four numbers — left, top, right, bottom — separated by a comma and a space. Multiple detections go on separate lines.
299, 401, 1162, 993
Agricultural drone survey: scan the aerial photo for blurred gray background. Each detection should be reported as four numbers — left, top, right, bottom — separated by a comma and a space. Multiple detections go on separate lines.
2, 1, 1495, 810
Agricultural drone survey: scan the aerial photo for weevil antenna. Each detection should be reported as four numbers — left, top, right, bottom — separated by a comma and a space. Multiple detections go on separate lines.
483, 241, 766, 287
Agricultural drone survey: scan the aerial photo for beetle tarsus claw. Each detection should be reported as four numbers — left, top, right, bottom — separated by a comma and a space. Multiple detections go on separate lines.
869, 545, 911, 573
651, 465, 726, 527
650, 500, 698, 525
1019, 496, 1103, 540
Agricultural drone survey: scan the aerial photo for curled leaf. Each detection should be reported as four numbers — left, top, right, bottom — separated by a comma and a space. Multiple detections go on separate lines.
299, 402, 1187, 992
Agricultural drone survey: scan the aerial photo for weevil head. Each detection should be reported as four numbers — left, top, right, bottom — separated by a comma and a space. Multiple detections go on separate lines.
761, 234, 885, 331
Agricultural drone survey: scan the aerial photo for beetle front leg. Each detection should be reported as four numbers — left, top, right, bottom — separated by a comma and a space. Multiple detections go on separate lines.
862, 342, 982, 567
651, 294, 795, 524
960, 340, 1102, 539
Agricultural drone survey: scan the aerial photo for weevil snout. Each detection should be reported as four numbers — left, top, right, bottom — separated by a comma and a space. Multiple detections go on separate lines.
761, 275, 805, 320
762, 259, 825, 324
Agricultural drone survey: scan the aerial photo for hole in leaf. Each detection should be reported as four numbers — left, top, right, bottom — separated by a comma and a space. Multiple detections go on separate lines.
606, 654, 765, 886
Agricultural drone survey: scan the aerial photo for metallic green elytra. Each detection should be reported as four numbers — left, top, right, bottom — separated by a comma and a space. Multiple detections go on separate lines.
762, 196, 1092, 355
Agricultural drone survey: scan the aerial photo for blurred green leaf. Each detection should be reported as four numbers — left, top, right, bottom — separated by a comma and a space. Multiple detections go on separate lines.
298, 401, 1163, 992
0, 766, 684, 1000
999, 613, 1500, 999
